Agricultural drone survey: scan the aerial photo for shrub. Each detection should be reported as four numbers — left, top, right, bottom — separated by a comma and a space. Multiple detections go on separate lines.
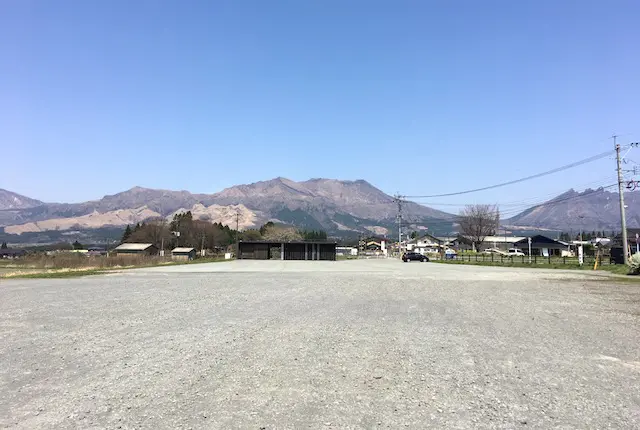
629, 253, 640, 274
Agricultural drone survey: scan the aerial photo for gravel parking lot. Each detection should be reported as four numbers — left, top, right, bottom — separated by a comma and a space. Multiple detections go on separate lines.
1, 260, 639, 429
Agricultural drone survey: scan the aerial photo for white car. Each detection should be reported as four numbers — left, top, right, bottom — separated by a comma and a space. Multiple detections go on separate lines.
483, 248, 506, 255
507, 248, 525, 257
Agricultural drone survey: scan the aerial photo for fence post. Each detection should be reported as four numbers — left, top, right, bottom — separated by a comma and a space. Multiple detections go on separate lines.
563, 256, 566, 264
475, 254, 478, 262
548, 255, 551, 264
491, 253, 494, 262
534, 255, 537, 264
501, 255, 503, 264
522, 255, 524, 264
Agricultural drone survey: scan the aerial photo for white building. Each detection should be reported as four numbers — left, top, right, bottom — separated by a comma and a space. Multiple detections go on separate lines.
336, 246, 358, 256
406, 234, 442, 254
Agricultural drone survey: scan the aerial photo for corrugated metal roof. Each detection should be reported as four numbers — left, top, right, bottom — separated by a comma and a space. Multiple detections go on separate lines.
114, 243, 154, 251
482, 236, 527, 243
172, 247, 195, 253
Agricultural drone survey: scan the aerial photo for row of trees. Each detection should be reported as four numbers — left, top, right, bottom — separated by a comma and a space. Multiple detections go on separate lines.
120, 215, 330, 251
121, 212, 237, 250
456, 205, 617, 249
558, 231, 615, 241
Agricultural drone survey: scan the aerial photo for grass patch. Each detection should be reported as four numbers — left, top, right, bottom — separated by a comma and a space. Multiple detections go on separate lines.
7, 269, 106, 279
432, 258, 634, 275
0, 255, 231, 279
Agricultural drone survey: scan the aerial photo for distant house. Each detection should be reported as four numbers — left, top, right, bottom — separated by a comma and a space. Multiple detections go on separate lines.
481, 235, 570, 256
517, 235, 570, 257
406, 234, 442, 254
113, 243, 158, 256
481, 236, 528, 251
171, 247, 196, 261
87, 247, 107, 256
364, 239, 385, 251
624, 228, 640, 253
336, 246, 358, 256
0, 248, 26, 259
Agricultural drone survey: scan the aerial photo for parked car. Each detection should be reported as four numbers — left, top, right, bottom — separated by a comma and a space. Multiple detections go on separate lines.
444, 249, 457, 259
402, 252, 429, 262
507, 248, 525, 257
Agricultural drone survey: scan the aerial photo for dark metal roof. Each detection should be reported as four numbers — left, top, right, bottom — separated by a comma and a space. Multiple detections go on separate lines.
238, 240, 337, 245
513, 235, 563, 245
0, 248, 26, 256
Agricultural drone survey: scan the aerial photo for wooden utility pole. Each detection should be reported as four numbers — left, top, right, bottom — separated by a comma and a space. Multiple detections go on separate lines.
394, 194, 404, 258
235, 212, 240, 256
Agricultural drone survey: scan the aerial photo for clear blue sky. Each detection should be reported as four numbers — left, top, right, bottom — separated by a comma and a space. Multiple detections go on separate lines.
2, 0, 639, 215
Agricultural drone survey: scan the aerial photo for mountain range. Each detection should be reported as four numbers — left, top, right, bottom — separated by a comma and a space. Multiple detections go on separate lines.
0, 180, 633, 244
0, 179, 453, 243
505, 187, 636, 231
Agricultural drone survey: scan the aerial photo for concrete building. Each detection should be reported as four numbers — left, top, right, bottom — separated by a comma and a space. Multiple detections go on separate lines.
171, 247, 196, 261
113, 243, 158, 256
336, 246, 358, 256
238, 241, 336, 261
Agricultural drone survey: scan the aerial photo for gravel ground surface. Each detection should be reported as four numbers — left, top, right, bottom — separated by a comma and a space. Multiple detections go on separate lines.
1, 260, 639, 429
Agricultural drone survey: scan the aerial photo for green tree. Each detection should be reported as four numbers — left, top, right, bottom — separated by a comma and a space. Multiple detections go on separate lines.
1, 241, 7, 249
121, 225, 132, 243
301, 229, 328, 241
259, 221, 275, 236
241, 229, 263, 241
72, 240, 84, 250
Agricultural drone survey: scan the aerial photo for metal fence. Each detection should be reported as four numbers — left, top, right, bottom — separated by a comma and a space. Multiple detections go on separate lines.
443, 253, 612, 266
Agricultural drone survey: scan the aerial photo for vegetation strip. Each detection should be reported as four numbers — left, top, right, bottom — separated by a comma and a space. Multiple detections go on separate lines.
430, 258, 633, 276
0, 257, 229, 279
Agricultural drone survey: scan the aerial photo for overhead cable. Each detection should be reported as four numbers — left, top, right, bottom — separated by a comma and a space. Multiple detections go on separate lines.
404, 150, 614, 198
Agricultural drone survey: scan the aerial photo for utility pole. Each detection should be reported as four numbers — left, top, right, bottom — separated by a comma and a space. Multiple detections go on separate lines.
504, 226, 508, 252
578, 215, 584, 243
394, 194, 404, 258
235, 212, 240, 256
615, 135, 630, 265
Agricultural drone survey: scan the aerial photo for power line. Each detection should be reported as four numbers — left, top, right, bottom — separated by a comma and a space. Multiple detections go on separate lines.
497, 185, 617, 217
401, 184, 618, 230
404, 150, 614, 198
409, 175, 619, 209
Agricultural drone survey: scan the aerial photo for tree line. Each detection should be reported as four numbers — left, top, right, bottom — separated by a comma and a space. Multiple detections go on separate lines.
558, 231, 616, 241
120, 214, 329, 251
456, 204, 617, 249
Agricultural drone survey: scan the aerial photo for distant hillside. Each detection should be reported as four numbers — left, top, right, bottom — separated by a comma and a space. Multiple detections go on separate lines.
506, 187, 640, 230
7, 180, 639, 243
0, 178, 456, 242
0, 189, 43, 210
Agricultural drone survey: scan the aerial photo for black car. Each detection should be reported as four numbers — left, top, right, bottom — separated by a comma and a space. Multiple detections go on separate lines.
402, 252, 429, 262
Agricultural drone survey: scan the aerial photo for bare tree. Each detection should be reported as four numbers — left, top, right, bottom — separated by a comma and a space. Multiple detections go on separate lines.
457, 204, 499, 251
128, 218, 170, 249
